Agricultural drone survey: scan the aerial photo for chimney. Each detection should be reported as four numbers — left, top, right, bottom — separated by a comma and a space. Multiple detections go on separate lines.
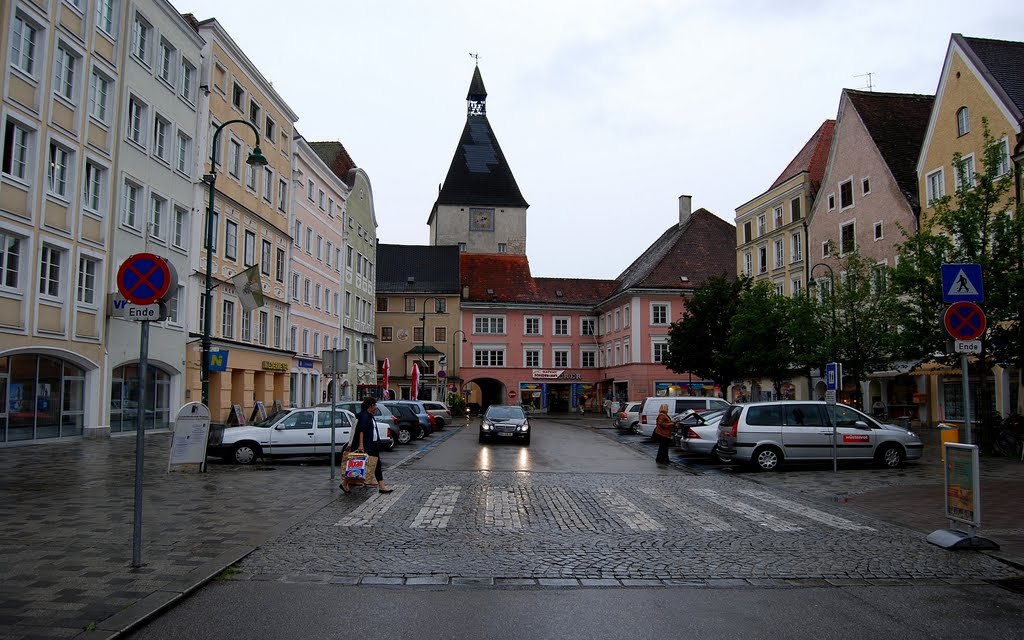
678, 195, 692, 227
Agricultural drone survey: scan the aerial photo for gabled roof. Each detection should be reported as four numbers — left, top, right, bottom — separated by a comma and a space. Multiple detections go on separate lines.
769, 119, 835, 196
614, 209, 736, 294
460, 254, 617, 305
308, 141, 357, 186
845, 90, 934, 206
435, 67, 528, 209
959, 34, 1024, 122
376, 245, 462, 293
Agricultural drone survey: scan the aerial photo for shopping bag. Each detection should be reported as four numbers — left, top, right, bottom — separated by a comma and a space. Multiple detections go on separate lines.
343, 452, 368, 480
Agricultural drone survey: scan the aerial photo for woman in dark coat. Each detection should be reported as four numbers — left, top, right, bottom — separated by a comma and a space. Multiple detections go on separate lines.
341, 397, 393, 494
654, 403, 673, 465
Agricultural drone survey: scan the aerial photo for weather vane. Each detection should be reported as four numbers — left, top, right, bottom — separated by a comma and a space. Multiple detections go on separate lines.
469, 52, 481, 63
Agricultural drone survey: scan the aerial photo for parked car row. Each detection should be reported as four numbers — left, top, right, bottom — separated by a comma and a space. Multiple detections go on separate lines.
614, 399, 923, 471
210, 400, 455, 465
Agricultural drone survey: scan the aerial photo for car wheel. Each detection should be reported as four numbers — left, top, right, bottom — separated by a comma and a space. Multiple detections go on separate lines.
630, 422, 640, 435
876, 443, 905, 468
232, 442, 260, 465
397, 428, 413, 445
752, 446, 782, 471
711, 445, 726, 463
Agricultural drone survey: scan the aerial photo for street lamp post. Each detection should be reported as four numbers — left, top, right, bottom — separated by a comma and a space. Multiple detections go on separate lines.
201, 120, 268, 409
808, 261, 837, 391
419, 296, 445, 399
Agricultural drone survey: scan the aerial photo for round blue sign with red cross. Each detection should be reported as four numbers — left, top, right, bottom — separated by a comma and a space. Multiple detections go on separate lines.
943, 301, 986, 341
117, 253, 174, 305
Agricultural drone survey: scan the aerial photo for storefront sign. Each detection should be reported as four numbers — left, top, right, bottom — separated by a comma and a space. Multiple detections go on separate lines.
262, 361, 288, 372
297, 358, 314, 369
944, 443, 980, 526
532, 369, 581, 380
209, 351, 229, 372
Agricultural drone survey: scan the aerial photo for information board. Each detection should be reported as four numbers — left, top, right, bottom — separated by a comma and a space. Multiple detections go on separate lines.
943, 443, 980, 526
168, 403, 212, 471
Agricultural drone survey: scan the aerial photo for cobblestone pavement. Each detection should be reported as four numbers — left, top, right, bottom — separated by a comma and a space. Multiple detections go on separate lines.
1, 420, 1021, 640
235, 465, 1022, 585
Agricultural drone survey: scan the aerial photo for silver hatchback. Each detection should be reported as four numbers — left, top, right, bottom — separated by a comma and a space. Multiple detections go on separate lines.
717, 401, 923, 471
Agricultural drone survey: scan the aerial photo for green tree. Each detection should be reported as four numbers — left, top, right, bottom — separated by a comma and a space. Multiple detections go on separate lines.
664, 275, 749, 391
890, 121, 1023, 436
729, 281, 796, 394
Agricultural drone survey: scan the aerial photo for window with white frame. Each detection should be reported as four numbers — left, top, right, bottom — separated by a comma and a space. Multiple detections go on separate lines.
791, 278, 802, 297
872, 264, 887, 295
954, 154, 976, 191
149, 194, 166, 240
96, 0, 116, 36
790, 232, 802, 262
757, 214, 767, 236
326, 241, 333, 267
623, 340, 630, 363
474, 315, 505, 334
165, 286, 181, 325
790, 197, 802, 221
245, 159, 257, 190
839, 179, 853, 208
83, 161, 105, 213
228, 139, 241, 178
623, 306, 630, 328
994, 138, 1011, 176
289, 326, 297, 351
874, 221, 883, 241
261, 240, 271, 275
158, 39, 175, 85
774, 281, 784, 296
303, 279, 311, 304
827, 194, 835, 210
244, 230, 256, 267
221, 300, 234, 338
614, 310, 620, 331
553, 317, 569, 336
273, 315, 282, 348
54, 44, 78, 102
290, 273, 299, 300
11, 14, 39, 77
2, 119, 31, 181
774, 239, 784, 268
231, 83, 244, 111
956, 107, 970, 137
523, 316, 541, 335
581, 317, 595, 336
524, 347, 540, 367
131, 13, 151, 65
47, 142, 71, 198
651, 303, 668, 325
172, 206, 188, 250
862, 177, 871, 195
316, 235, 323, 260
248, 99, 260, 127
224, 220, 238, 260
277, 178, 287, 212
0, 232, 23, 290
773, 205, 783, 229
76, 255, 98, 305
474, 348, 505, 367
265, 117, 276, 145
258, 311, 268, 345
180, 59, 196, 103
652, 341, 669, 363
275, 248, 284, 282
581, 349, 596, 368
175, 132, 191, 175
926, 169, 944, 204
127, 97, 146, 146
758, 246, 767, 273
89, 69, 111, 123
840, 221, 856, 255
743, 251, 752, 276
315, 283, 322, 309
822, 241, 831, 258
121, 179, 141, 229
307, 179, 315, 201
39, 245, 64, 299
263, 167, 273, 202
241, 309, 251, 342
153, 115, 169, 162
553, 348, 569, 368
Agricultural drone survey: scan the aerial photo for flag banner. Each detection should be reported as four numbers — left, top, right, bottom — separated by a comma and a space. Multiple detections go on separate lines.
382, 357, 391, 396
231, 264, 265, 312
411, 362, 420, 401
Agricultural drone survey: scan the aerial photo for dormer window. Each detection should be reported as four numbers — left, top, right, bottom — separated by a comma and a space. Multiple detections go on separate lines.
957, 107, 970, 137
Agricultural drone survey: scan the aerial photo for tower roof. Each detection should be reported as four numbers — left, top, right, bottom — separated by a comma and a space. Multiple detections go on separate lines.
434, 67, 528, 209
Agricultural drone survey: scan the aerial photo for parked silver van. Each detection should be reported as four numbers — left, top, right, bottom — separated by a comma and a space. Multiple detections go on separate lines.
638, 396, 731, 437
716, 401, 923, 471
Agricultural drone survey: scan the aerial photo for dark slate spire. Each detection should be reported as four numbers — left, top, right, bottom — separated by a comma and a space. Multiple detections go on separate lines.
467, 65, 487, 116
435, 66, 528, 208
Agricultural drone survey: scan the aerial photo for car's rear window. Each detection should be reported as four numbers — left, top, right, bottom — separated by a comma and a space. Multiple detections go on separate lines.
720, 406, 742, 427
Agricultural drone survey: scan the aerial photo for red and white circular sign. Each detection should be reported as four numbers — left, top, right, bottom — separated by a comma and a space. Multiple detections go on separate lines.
508, 390, 517, 399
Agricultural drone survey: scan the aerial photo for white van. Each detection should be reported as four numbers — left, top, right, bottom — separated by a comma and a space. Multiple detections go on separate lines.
637, 396, 731, 436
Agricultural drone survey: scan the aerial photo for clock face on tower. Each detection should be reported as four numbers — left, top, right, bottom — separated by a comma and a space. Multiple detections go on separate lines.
470, 208, 494, 231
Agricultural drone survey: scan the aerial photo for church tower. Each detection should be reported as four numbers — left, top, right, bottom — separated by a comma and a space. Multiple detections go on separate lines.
427, 65, 529, 254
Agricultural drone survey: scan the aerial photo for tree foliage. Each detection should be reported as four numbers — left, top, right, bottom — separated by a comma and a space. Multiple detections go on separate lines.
728, 281, 797, 393
664, 274, 749, 389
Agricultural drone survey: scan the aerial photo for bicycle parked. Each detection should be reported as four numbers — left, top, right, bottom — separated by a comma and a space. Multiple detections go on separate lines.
990, 414, 1023, 458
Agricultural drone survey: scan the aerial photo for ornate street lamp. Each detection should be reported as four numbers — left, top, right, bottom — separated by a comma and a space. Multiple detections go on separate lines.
201, 120, 267, 409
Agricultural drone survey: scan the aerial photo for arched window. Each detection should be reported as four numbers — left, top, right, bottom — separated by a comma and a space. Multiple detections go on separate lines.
957, 107, 970, 136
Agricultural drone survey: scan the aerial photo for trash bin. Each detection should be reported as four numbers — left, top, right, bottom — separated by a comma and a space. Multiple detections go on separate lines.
936, 423, 958, 462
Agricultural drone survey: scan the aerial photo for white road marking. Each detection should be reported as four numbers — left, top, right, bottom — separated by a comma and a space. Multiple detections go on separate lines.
640, 487, 735, 532
485, 487, 524, 528
412, 485, 462, 529
594, 489, 664, 531
737, 489, 876, 531
334, 485, 410, 527
692, 488, 803, 532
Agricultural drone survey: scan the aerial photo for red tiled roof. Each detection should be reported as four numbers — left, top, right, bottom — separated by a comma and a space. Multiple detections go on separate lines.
460, 255, 616, 304
770, 120, 835, 194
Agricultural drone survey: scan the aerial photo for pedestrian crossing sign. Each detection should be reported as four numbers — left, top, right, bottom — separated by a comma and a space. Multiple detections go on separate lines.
941, 263, 983, 303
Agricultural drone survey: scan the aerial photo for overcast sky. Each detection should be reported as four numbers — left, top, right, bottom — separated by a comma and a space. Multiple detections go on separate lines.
177, 0, 1023, 279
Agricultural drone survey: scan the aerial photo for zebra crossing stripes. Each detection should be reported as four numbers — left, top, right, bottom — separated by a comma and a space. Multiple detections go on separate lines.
334, 485, 410, 527
594, 489, 664, 531
736, 489, 876, 531
639, 488, 735, 532
412, 485, 461, 529
691, 488, 804, 532
485, 487, 524, 528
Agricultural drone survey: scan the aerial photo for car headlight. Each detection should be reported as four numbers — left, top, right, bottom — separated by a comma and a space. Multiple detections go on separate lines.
482, 421, 493, 431
519, 424, 529, 432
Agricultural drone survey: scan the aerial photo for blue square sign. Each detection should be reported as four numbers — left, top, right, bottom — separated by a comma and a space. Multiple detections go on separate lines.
941, 263, 983, 303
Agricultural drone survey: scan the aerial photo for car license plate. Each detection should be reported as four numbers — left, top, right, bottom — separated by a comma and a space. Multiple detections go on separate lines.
498, 432, 513, 437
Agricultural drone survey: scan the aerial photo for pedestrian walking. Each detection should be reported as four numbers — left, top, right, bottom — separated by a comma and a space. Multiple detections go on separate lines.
341, 397, 393, 494
654, 403, 673, 465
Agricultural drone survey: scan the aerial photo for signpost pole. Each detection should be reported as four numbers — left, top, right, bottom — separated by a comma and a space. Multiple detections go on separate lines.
960, 353, 973, 446
131, 320, 149, 568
